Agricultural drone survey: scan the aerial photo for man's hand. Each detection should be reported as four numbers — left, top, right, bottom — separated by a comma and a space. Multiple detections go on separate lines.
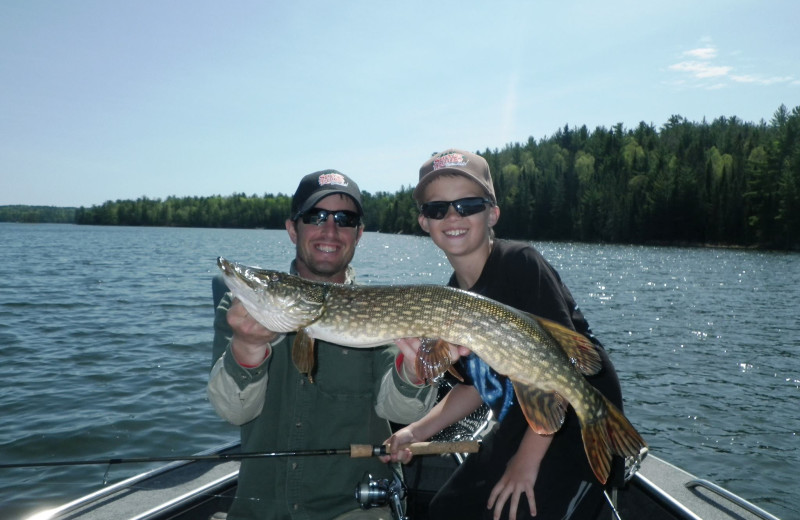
228, 298, 280, 367
395, 338, 423, 383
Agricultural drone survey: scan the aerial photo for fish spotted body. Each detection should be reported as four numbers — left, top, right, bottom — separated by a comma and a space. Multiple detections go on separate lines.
217, 257, 646, 484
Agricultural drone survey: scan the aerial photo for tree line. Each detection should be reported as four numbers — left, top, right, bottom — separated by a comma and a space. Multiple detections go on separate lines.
73, 194, 293, 229
482, 104, 799, 249
5, 104, 798, 250
0, 205, 76, 224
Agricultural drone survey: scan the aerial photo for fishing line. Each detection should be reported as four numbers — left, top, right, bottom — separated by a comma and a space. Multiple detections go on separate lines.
0, 441, 480, 470
603, 490, 623, 520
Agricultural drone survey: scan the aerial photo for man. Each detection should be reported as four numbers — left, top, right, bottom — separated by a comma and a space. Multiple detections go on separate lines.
208, 170, 436, 520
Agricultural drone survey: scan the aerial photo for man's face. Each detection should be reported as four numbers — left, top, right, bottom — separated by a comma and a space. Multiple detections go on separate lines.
286, 193, 363, 282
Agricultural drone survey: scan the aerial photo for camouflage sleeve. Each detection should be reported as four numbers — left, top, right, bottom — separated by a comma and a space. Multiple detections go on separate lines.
373, 345, 437, 425
211, 291, 234, 369
207, 346, 269, 426
208, 288, 279, 425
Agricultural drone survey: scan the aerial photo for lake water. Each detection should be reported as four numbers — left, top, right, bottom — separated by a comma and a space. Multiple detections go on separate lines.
0, 223, 797, 519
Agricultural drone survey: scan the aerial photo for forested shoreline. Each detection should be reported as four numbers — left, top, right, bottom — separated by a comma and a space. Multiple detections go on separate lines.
4, 105, 799, 250
0, 205, 77, 224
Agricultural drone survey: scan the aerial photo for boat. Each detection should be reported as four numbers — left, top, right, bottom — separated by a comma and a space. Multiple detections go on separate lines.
23, 437, 781, 520
20, 385, 781, 520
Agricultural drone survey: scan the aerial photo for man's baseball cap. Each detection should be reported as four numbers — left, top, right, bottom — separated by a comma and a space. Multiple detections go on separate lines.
413, 149, 496, 204
291, 169, 364, 220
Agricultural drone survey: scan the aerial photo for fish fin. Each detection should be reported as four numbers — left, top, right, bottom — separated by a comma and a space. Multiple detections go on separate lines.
511, 381, 567, 435
581, 395, 648, 485
415, 337, 454, 384
532, 316, 602, 376
291, 329, 316, 383
446, 365, 464, 383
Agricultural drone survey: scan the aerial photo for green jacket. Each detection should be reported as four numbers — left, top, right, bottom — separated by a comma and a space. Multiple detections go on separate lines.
209, 282, 435, 520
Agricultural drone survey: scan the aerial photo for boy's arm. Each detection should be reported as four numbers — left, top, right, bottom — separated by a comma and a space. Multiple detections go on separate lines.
487, 427, 552, 519
383, 383, 483, 462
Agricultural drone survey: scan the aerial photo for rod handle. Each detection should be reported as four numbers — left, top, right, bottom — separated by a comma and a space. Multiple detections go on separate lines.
408, 440, 480, 455
349, 440, 480, 458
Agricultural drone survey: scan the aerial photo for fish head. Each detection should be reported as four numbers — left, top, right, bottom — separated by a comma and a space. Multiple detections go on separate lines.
217, 257, 326, 332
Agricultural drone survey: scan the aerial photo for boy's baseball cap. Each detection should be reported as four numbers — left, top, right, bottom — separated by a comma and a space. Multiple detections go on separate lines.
413, 149, 496, 204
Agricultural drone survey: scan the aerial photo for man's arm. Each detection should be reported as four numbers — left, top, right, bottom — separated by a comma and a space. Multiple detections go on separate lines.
374, 341, 437, 425
207, 292, 283, 425
207, 348, 270, 425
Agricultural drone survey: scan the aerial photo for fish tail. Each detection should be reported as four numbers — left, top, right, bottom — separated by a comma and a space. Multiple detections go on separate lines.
581, 395, 647, 485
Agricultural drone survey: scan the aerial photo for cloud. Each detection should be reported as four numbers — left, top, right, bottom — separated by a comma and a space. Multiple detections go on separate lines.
684, 47, 717, 60
667, 43, 796, 88
669, 45, 731, 79
730, 74, 795, 86
500, 72, 519, 145
669, 61, 731, 79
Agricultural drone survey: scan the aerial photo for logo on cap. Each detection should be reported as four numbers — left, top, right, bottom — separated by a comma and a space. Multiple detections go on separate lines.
432, 153, 468, 171
318, 172, 348, 187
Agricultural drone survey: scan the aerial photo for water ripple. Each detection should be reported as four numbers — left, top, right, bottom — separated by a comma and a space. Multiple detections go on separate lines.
0, 224, 796, 518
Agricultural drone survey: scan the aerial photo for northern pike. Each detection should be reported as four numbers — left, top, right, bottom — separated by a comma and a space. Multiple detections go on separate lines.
217, 257, 646, 484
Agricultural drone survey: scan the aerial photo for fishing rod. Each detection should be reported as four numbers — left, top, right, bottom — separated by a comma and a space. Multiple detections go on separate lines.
0, 440, 480, 469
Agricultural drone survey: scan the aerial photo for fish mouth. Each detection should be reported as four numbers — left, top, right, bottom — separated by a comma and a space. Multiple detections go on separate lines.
218, 257, 247, 279
217, 257, 260, 291
217, 256, 233, 273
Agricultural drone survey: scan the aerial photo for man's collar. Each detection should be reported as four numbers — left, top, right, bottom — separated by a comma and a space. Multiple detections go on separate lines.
289, 259, 356, 285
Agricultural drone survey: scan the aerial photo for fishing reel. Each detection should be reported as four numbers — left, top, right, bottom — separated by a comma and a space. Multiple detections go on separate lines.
354, 469, 408, 520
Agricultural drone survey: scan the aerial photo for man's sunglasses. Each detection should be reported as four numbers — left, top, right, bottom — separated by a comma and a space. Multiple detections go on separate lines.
299, 208, 361, 228
419, 197, 493, 220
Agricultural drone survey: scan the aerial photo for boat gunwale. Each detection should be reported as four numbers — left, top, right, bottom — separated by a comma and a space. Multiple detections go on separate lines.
24, 440, 240, 520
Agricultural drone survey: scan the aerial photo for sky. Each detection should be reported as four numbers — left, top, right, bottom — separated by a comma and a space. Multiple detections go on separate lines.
1, 0, 799, 208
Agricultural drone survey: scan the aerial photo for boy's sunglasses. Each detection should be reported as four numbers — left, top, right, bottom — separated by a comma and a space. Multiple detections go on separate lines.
299, 208, 361, 228
419, 197, 493, 220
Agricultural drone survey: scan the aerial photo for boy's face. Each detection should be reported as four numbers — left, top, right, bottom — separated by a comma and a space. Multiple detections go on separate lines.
417, 175, 498, 258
